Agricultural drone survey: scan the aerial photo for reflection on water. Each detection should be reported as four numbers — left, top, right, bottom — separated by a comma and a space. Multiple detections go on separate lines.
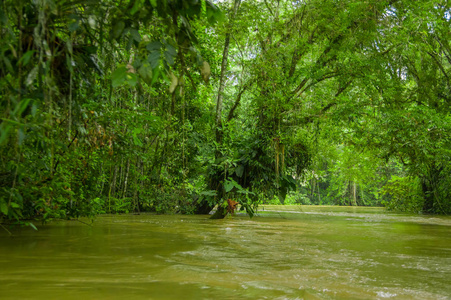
1, 206, 450, 299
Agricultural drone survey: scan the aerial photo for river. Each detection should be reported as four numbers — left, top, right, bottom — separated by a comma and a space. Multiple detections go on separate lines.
1, 206, 450, 299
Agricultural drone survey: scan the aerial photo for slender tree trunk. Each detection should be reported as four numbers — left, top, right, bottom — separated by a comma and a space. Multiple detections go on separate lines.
131, 157, 139, 213
317, 180, 321, 204
118, 157, 124, 191
197, 0, 241, 217
311, 177, 315, 202
122, 159, 130, 199
215, 0, 241, 145
109, 165, 118, 213
99, 162, 105, 197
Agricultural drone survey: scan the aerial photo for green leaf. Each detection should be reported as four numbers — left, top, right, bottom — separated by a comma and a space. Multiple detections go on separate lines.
27, 222, 38, 231
224, 180, 234, 193
18, 50, 35, 66
164, 51, 175, 66
66, 54, 74, 73
132, 127, 143, 146
151, 66, 160, 84
31, 102, 38, 117
138, 63, 152, 82
68, 21, 79, 32
111, 66, 127, 87
13, 98, 32, 116
112, 20, 125, 39
242, 202, 254, 218
0, 124, 13, 145
166, 44, 177, 57
200, 190, 217, 197
0, 200, 8, 215
206, 2, 224, 24
281, 175, 297, 191
130, 0, 144, 15
18, 128, 26, 146
224, 178, 243, 193
3, 56, 14, 73
1, 118, 22, 126
25, 66, 38, 86
235, 165, 244, 177
10, 202, 20, 208
0, 9, 7, 24
130, 29, 141, 42
148, 51, 160, 69
126, 73, 138, 87
85, 46, 97, 54
146, 41, 162, 51
133, 135, 143, 146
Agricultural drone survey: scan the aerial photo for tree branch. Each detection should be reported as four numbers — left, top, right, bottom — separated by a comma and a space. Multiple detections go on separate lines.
227, 81, 253, 122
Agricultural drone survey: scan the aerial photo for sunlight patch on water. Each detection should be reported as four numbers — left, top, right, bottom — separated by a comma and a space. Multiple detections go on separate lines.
376, 290, 397, 298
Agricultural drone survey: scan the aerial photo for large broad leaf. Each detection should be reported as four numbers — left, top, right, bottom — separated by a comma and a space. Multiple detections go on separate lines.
10, 202, 20, 208
12, 98, 32, 116
168, 72, 177, 93
26, 66, 38, 86
165, 45, 178, 66
0, 199, 8, 215
3, 56, 14, 73
130, 29, 141, 42
224, 180, 234, 193
146, 41, 162, 51
68, 21, 79, 32
224, 178, 243, 193
151, 66, 160, 85
200, 61, 210, 83
111, 66, 127, 87
164, 51, 175, 66
125, 73, 138, 87
281, 175, 297, 191
112, 20, 125, 39
0, 124, 13, 145
148, 51, 160, 69
278, 175, 298, 204
206, 2, 225, 25
130, 0, 144, 15
235, 165, 244, 177
166, 43, 177, 57
85, 46, 97, 54
133, 135, 143, 147
18, 128, 25, 146
138, 63, 152, 83
18, 50, 35, 66
200, 190, 217, 197
241, 202, 255, 218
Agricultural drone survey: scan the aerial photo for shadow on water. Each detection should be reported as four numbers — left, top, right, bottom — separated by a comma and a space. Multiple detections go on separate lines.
1, 206, 450, 299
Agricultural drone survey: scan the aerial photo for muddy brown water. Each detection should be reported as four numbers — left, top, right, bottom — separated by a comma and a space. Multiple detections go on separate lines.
1, 206, 450, 299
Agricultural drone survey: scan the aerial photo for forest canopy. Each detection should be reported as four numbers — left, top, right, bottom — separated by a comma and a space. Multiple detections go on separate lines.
0, 0, 450, 225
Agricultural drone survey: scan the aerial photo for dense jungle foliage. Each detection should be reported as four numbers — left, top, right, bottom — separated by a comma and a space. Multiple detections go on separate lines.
0, 0, 450, 226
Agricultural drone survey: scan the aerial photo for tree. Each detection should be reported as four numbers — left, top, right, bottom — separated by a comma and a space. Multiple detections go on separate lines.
1, 0, 450, 226
334, 0, 451, 213
0, 0, 223, 223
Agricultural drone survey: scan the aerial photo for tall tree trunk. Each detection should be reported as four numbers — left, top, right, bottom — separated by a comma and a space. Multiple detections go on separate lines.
317, 179, 321, 204
352, 181, 357, 206
421, 164, 443, 214
109, 165, 118, 213
122, 159, 130, 199
196, 0, 241, 217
